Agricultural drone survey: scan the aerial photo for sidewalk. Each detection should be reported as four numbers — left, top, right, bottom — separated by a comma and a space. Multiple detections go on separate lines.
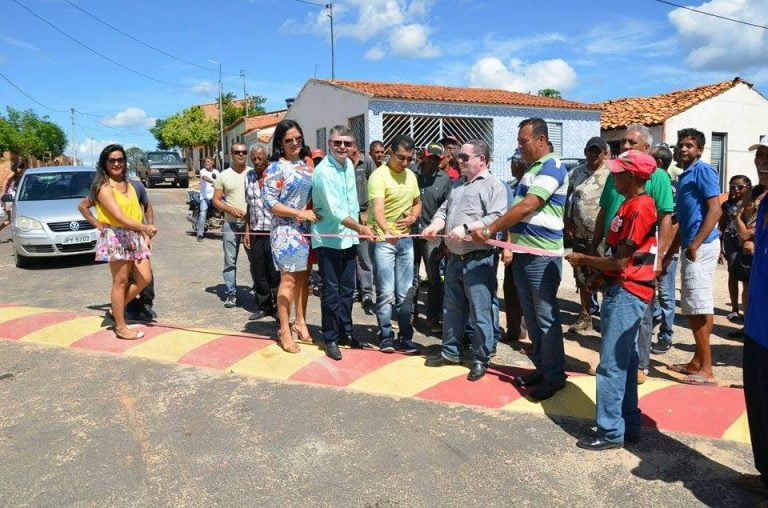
0, 303, 750, 444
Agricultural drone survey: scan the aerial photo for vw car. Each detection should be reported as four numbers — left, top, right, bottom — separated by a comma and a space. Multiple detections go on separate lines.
12, 166, 98, 268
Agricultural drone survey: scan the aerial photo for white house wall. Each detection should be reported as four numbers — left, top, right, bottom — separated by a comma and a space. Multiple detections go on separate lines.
369, 100, 600, 181
664, 84, 768, 187
285, 82, 370, 151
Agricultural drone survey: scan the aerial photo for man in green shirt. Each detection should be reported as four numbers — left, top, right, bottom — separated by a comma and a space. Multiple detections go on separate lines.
590, 124, 674, 384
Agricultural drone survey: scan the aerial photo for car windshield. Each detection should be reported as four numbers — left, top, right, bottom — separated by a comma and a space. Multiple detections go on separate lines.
147, 153, 182, 164
18, 172, 96, 201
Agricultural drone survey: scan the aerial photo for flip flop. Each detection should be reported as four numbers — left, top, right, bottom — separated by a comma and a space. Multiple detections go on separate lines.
667, 363, 691, 375
682, 374, 717, 386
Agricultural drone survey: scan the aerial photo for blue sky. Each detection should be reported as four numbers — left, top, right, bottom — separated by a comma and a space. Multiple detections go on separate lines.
2, 0, 767, 166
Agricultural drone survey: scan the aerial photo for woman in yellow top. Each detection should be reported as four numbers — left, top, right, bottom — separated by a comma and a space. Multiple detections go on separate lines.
92, 144, 158, 340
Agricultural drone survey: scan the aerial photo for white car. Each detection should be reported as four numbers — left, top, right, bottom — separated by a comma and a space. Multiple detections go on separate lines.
12, 166, 98, 268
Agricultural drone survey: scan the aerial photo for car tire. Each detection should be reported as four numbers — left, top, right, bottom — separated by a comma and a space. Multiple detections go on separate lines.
180, 179, 189, 188
15, 253, 33, 268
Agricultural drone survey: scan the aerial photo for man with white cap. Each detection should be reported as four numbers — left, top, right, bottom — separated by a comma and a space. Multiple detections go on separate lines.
565, 150, 658, 450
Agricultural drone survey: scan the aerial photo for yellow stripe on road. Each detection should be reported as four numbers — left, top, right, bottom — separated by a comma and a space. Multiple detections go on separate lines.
721, 412, 751, 443
19, 316, 105, 346
124, 329, 223, 363
229, 343, 325, 380
348, 356, 466, 398
502, 375, 597, 420
0, 306, 59, 324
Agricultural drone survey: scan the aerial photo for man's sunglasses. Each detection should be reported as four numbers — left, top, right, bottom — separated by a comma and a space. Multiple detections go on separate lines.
332, 140, 355, 148
232, 150, 248, 156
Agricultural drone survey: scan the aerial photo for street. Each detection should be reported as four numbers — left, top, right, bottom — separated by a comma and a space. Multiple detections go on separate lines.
0, 186, 761, 506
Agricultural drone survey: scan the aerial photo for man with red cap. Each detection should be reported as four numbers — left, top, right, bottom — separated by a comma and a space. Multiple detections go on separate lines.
566, 150, 658, 450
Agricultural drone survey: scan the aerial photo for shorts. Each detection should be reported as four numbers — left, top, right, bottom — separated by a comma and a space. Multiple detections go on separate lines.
680, 240, 720, 315
95, 227, 151, 262
572, 236, 599, 289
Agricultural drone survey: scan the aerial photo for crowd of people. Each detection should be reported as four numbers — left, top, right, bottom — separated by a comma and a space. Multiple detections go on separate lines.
82, 116, 767, 494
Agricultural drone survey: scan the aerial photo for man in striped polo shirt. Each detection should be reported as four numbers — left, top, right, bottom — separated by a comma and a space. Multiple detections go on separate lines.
474, 117, 568, 401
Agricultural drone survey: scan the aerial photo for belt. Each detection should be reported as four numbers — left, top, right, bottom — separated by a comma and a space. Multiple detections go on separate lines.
455, 249, 495, 261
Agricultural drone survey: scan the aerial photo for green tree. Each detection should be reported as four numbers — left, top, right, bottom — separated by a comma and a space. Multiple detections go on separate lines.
149, 118, 169, 150
1, 107, 67, 159
158, 107, 218, 149
220, 92, 267, 127
537, 88, 562, 99
125, 147, 145, 174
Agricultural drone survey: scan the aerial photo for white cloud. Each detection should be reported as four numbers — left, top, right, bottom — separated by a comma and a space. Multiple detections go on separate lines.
68, 137, 118, 168
192, 80, 216, 94
389, 24, 440, 58
468, 57, 578, 93
668, 0, 768, 71
101, 107, 156, 129
282, 0, 440, 60
0, 36, 42, 53
0, 54, 7, 64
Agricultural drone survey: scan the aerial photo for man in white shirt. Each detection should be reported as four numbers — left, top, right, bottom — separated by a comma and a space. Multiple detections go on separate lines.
197, 157, 219, 242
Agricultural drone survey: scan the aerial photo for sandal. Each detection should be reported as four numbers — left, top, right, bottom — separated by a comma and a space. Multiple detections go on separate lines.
290, 322, 314, 344
667, 363, 692, 375
681, 374, 717, 386
726, 312, 742, 323
115, 327, 144, 341
734, 473, 768, 495
278, 330, 300, 353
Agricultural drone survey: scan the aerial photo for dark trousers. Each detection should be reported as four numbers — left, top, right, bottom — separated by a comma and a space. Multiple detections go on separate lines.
247, 233, 279, 313
412, 238, 444, 320
744, 335, 768, 487
317, 246, 357, 345
126, 270, 154, 314
503, 262, 525, 341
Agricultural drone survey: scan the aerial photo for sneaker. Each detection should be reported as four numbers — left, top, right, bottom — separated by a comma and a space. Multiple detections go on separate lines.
651, 339, 672, 354
568, 313, 592, 333
396, 339, 420, 354
197, 236, 204, 242
379, 338, 396, 353
224, 295, 237, 308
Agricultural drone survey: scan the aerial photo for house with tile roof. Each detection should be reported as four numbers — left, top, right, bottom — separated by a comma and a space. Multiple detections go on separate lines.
286, 79, 601, 180
599, 77, 768, 188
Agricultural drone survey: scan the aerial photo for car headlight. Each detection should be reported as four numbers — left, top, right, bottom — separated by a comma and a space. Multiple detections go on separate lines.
150, 168, 160, 175
15, 216, 43, 232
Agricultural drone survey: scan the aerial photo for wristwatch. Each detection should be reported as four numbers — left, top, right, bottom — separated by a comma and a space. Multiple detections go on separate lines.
463, 224, 470, 235
481, 226, 491, 239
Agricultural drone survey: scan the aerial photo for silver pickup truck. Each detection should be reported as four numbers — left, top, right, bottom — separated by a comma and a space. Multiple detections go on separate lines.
138, 151, 189, 188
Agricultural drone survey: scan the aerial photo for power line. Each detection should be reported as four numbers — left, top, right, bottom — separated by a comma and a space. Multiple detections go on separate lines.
12, 0, 190, 88
653, 0, 768, 30
61, 0, 241, 77
0, 70, 68, 113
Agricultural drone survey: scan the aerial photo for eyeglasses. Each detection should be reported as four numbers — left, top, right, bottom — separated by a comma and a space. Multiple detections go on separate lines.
232, 150, 248, 156
283, 136, 303, 145
107, 157, 125, 165
393, 153, 414, 163
455, 153, 480, 163
332, 140, 354, 148
730, 184, 748, 190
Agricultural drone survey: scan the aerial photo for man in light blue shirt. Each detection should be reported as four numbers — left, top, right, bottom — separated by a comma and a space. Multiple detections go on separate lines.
311, 125, 373, 361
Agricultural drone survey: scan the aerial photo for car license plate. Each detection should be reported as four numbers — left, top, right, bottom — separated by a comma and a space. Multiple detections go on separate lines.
62, 234, 91, 244
165, 177, 175, 182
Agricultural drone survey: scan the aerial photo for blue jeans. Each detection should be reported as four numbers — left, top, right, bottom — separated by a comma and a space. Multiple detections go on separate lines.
655, 256, 677, 342
373, 238, 414, 341
222, 221, 246, 298
441, 252, 496, 365
637, 295, 654, 372
512, 254, 565, 383
597, 284, 644, 443
197, 197, 210, 238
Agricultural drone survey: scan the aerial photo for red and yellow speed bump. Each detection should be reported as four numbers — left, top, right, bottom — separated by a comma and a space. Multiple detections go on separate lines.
0, 304, 751, 443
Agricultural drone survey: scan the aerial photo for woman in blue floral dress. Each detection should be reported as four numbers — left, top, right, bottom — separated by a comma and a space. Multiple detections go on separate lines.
263, 119, 317, 353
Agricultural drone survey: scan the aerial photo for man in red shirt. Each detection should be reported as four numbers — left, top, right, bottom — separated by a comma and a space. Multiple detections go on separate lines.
566, 150, 657, 450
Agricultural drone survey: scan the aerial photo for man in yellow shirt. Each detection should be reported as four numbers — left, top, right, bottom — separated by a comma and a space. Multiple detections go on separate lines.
368, 134, 421, 353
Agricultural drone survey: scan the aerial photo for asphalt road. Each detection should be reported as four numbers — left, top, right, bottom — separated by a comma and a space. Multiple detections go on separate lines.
0, 186, 761, 506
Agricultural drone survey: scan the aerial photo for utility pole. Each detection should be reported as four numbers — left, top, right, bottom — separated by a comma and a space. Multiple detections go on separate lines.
70, 108, 78, 166
327, 3, 335, 80
209, 60, 225, 170
240, 69, 248, 117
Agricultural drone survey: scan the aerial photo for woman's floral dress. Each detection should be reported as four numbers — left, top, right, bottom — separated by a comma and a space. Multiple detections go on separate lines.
263, 158, 313, 272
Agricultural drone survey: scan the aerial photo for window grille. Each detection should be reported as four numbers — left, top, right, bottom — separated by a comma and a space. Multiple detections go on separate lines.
382, 114, 493, 151
349, 115, 366, 149
547, 122, 563, 156
316, 127, 327, 150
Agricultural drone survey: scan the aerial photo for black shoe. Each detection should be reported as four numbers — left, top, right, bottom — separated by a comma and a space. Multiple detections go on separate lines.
425, 355, 458, 367
576, 436, 623, 451
362, 298, 374, 314
324, 342, 342, 361
248, 310, 269, 321
350, 339, 376, 350
468, 362, 487, 381
512, 371, 545, 388
651, 339, 672, 354
528, 379, 567, 401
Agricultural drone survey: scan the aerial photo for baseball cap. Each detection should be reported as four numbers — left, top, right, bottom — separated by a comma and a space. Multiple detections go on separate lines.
585, 136, 608, 151
424, 142, 445, 158
310, 148, 325, 159
609, 150, 656, 181
748, 137, 768, 151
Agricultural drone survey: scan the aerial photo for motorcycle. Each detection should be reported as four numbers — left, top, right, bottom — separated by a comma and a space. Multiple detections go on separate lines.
186, 190, 224, 235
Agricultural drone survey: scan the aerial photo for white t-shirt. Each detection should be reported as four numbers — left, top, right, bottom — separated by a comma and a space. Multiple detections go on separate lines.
199, 168, 219, 200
